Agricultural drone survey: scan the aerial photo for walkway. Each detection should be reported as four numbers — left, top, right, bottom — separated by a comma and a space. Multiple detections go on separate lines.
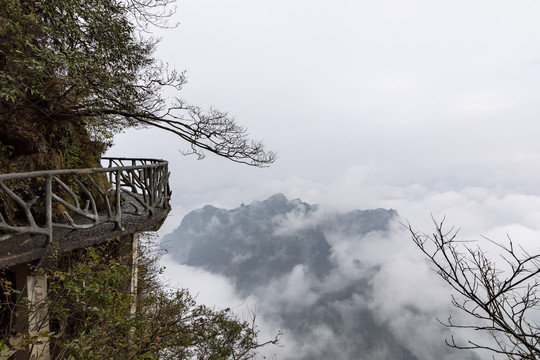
0, 158, 171, 268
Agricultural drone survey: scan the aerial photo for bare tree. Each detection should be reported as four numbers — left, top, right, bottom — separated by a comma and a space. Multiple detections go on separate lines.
408, 218, 540, 360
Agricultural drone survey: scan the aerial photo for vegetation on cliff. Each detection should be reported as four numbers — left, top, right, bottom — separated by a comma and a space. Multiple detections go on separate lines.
0, 0, 275, 173
0, 237, 281, 359
0, 2, 280, 358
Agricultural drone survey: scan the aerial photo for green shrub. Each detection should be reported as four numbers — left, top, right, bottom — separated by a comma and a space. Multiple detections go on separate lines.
1, 236, 281, 359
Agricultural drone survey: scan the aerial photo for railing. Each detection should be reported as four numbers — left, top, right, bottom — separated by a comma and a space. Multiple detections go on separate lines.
0, 158, 170, 246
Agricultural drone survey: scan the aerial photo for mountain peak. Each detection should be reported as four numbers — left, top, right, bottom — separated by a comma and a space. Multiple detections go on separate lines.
263, 193, 288, 203
161, 197, 480, 360
163, 196, 398, 290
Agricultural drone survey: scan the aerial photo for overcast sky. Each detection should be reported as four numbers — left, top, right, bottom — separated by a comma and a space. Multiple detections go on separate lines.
109, 0, 540, 223
104, 0, 540, 256
106, 2, 540, 357
108, 0, 540, 277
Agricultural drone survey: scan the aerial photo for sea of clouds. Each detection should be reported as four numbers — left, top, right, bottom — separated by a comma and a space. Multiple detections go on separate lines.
154, 163, 540, 360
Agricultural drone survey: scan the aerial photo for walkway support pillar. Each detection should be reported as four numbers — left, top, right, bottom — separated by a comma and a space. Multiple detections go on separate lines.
26, 274, 50, 360
11, 269, 51, 360
130, 232, 140, 316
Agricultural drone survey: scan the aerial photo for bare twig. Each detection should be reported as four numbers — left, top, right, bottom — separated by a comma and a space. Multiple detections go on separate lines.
407, 219, 540, 359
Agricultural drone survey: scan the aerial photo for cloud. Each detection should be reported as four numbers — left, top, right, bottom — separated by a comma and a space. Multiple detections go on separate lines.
159, 255, 288, 360
160, 254, 245, 309
157, 162, 540, 360
109, 0, 540, 201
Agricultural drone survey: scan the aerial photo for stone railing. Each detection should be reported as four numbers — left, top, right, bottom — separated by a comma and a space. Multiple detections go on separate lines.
0, 157, 170, 246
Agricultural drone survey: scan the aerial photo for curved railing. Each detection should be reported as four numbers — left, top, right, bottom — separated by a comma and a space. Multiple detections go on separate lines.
0, 157, 171, 246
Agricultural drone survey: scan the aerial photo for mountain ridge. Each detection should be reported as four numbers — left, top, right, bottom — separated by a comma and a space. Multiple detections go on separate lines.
162, 194, 479, 360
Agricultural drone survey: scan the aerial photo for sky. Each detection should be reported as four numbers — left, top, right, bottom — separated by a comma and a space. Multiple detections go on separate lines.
109, 0, 540, 222
107, 2, 540, 357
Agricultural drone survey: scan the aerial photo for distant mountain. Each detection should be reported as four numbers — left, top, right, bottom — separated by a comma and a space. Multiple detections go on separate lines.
162, 194, 480, 360
165, 194, 331, 291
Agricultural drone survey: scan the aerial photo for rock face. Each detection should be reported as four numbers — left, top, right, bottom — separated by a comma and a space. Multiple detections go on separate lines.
167, 194, 331, 291
163, 194, 480, 360
165, 194, 396, 290
0, 115, 104, 173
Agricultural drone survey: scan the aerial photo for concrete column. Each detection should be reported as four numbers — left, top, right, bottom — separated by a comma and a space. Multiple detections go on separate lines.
118, 232, 141, 317
26, 275, 50, 360
10, 270, 51, 360
130, 232, 140, 316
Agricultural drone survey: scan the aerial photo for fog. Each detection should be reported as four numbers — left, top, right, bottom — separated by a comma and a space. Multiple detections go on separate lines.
156, 176, 540, 359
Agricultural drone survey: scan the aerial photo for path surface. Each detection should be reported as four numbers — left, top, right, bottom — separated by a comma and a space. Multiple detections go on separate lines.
0, 195, 170, 268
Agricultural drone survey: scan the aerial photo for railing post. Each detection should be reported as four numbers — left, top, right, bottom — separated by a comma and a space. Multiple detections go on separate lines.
166, 163, 171, 202
44, 175, 52, 246
149, 167, 155, 210
115, 170, 123, 230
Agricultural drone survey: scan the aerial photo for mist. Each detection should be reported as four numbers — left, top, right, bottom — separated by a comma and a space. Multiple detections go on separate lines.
156, 175, 540, 359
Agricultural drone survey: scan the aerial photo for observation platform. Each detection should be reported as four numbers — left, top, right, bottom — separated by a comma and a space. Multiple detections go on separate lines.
0, 157, 171, 268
